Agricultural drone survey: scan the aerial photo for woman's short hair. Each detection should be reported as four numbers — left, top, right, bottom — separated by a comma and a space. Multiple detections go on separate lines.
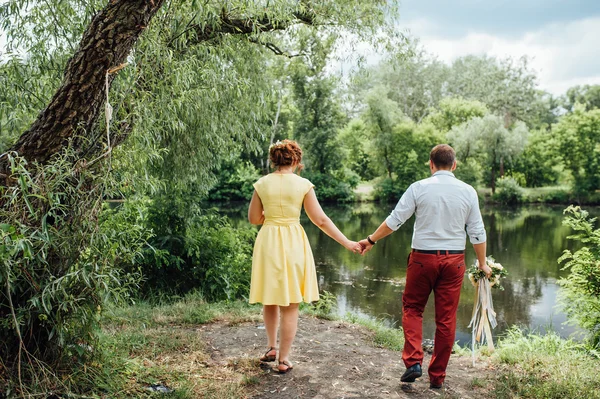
269, 139, 304, 172
430, 144, 456, 169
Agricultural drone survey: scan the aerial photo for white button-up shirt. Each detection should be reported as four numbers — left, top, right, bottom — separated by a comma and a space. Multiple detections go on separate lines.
385, 170, 487, 250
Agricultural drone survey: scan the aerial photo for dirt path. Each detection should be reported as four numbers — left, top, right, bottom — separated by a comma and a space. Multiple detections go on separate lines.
202, 315, 495, 398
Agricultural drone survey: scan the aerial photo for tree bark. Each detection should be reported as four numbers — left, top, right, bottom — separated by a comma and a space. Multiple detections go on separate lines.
5, 0, 166, 169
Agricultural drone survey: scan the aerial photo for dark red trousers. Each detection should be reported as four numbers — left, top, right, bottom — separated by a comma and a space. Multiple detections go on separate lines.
402, 251, 465, 386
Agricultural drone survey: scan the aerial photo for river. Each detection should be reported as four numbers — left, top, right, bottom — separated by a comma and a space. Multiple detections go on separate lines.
223, 202, 598, 344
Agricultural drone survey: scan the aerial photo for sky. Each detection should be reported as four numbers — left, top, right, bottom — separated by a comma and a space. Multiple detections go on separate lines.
397, 0, 600, 95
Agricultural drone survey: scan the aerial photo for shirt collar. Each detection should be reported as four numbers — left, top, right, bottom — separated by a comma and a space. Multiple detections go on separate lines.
433, 170, 455, 178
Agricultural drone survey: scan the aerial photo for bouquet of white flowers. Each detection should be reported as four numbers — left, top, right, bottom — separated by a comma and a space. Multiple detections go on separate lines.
467, 256, 508, 290
468, 256, 508, 363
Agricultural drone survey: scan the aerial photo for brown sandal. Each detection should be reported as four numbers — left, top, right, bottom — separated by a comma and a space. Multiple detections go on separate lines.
278, 360, 293, 374
259, 347, 276, 362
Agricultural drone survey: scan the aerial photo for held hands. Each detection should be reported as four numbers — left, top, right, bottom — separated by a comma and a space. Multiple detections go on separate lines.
344, 240, 363, 254
358, 239, 373, 255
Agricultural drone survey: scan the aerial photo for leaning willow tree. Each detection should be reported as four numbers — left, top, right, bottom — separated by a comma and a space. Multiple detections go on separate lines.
0, 0, 397, 395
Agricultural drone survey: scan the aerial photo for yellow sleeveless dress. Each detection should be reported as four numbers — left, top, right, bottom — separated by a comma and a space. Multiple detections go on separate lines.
249, 173, 319, 306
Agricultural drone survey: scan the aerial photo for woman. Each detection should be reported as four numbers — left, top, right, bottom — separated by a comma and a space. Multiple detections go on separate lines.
248, 139, 361, 373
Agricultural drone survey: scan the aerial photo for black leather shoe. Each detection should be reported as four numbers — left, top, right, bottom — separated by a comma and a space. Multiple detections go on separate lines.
400, 364, 422, 382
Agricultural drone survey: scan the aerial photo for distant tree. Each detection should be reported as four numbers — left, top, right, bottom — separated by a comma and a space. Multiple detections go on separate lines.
425, 97, 488, 133
363, 87, 404, 178
509, 129, 560, 187
553, 106, 600, 196
353, 44, 449, 123
447, 55, 540, 128
339, 119, 376, 180
448, 115, 528, 193
562, 85, 600, 112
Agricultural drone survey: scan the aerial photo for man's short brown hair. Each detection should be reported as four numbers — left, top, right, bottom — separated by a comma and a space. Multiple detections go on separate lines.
430, 144, 456, 169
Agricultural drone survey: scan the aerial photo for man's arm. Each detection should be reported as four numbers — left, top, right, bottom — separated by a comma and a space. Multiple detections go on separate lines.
359, 184, 417, 254
358, 221, 394, 254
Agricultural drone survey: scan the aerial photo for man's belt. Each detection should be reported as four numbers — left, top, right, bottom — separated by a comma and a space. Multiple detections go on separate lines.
412, 249, 465, 255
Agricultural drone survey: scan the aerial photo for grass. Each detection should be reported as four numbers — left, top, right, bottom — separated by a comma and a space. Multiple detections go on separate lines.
490, 327, 600, 399
344, 313, 405, 351
94, 293, 263, 398
90, 292, 600, 398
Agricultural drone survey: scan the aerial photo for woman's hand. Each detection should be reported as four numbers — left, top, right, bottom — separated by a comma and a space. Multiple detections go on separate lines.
344, 240, 363, 254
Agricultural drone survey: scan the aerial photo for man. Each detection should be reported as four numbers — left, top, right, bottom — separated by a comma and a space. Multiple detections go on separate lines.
359, 144, 491, 390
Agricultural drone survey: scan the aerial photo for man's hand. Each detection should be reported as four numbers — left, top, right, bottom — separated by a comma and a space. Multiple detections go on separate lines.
480, 263, 492, 279
358, 239, 373, 255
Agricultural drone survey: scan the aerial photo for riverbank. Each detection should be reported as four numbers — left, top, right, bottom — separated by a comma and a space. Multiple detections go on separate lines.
97, 295, 600, 398
353, 182, 600, 205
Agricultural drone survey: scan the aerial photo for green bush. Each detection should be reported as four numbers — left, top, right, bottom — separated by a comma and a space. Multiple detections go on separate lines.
207, 161, 262, 201
373, 176, 404, 203
305, 170, 356, 203
130, 195, 257, 301
0, 151, 144, 395
493, 176, 524, 204
535, 189, 571, 204
558, 206, 600, 348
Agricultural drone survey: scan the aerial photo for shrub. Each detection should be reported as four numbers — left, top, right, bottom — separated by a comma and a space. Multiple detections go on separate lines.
207, 161, 262, 201
536, 189, 571, 204
493, 177, 524, 204
131, 194, 257, 301
558, 206, 600, 348
304, 170, 356, 203
373, 176, 404, 203
0, 151, 144, 395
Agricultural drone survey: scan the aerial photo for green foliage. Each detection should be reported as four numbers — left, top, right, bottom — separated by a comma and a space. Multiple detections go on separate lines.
563, 84, 600, 112
448, 114, 529, 192
493, 177, 524, 204
339, 119, 378, 180
357, 45, 449, 123
553, 106, 600, 196
558, 206, 600, 348
291, 34, 346, 175
493, 327, 600, 399
0, 151, 143, 395
208, 161, 262, 202
447, 55, 541, 127
301, 290, 338, 319
127, 195, 257, 301
345, 313, 404, 351
509, 129, 560, 187
305, 170, 357, 203
425, 97, 489, 133
454, 158, 483, 187
365, 93, 441, 202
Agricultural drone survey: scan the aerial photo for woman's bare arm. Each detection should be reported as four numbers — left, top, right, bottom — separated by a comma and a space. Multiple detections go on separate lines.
303, 188, 360, 252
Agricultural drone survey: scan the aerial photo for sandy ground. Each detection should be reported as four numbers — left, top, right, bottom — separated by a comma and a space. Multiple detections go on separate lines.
202, 315, 496, 398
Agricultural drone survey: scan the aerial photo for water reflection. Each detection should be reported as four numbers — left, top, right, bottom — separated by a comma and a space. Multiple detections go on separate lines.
221, 202, 598, 344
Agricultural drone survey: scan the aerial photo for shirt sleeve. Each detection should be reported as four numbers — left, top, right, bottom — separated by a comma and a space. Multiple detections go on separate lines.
385, 184, 417, 231
465, 188, 487, 244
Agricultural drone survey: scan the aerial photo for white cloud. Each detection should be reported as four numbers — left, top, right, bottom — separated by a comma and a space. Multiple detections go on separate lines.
406, 16, 600, 95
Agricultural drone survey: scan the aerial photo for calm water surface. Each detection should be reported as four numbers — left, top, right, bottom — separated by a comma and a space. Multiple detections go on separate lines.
223, 202, 599, 344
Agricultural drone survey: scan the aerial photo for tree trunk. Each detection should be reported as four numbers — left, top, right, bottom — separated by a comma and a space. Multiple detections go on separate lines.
491, 164, 496, 194
5, 0, 166, 170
